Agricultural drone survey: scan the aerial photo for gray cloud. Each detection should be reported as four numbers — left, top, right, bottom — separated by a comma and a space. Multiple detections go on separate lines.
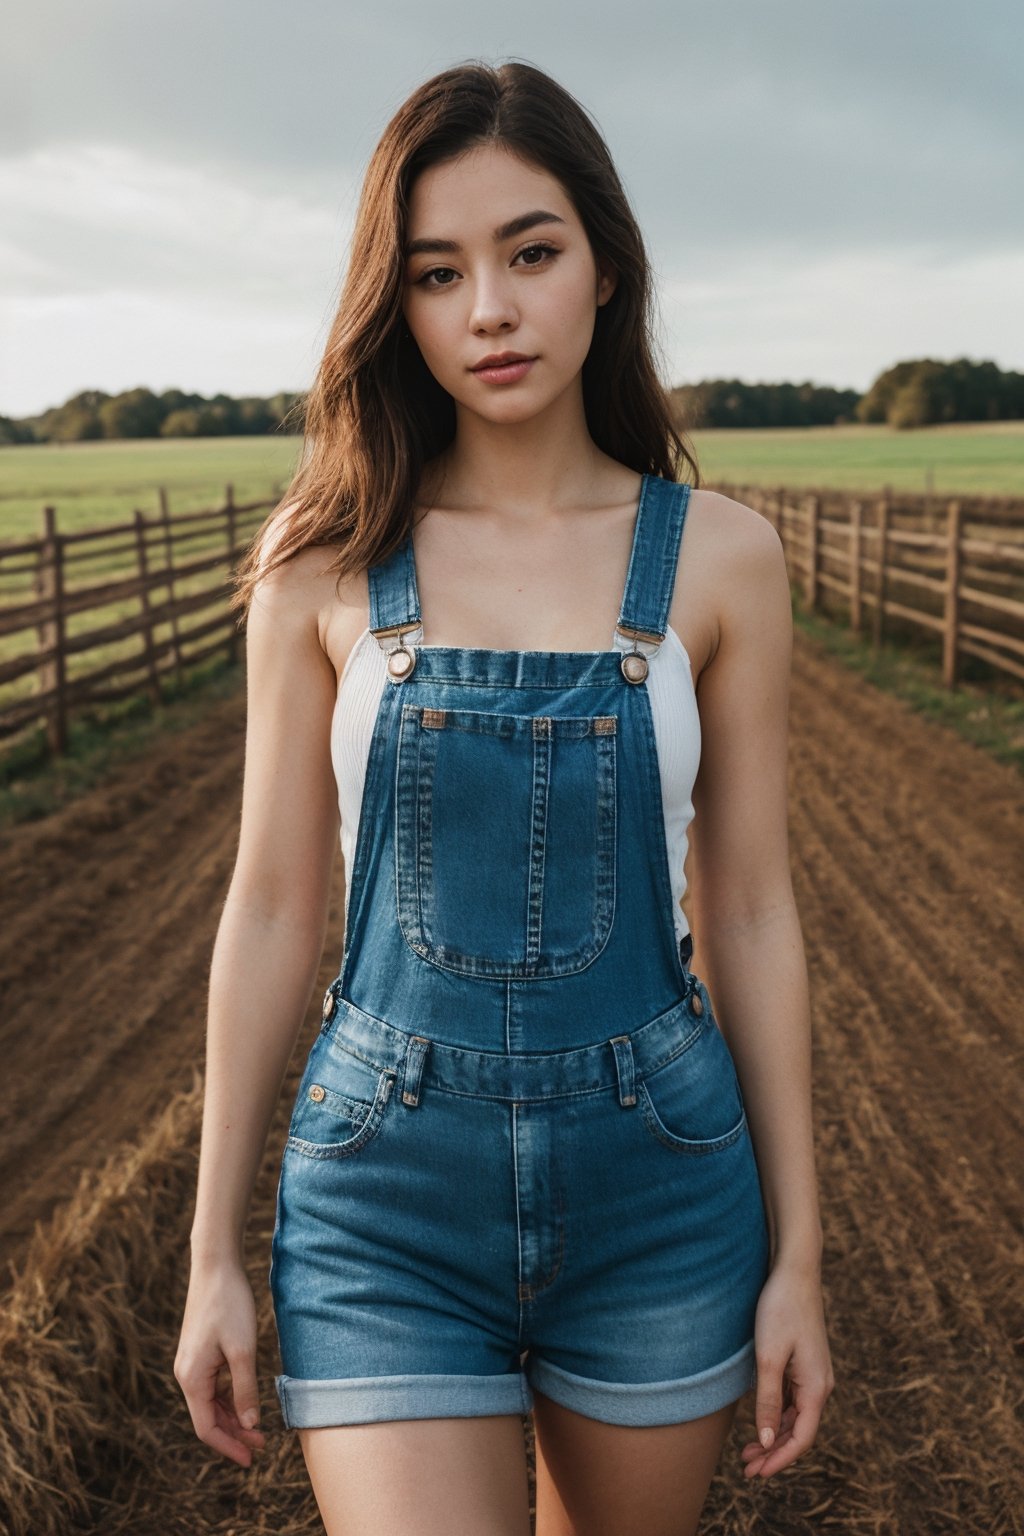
0, 0, 1020, 413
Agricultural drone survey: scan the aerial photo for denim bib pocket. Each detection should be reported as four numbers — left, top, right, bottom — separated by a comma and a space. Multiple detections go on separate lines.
395, 703, 617, 979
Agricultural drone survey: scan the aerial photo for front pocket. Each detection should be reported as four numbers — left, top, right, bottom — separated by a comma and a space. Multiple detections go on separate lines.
285, 1033, 396, 1160
395, 703, 618, 978
638, 992, 747, 1155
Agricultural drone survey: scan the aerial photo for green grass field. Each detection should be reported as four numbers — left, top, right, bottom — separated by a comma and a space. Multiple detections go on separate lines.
0, 436, 297, 539
0, 420, 1021, 539
691, 420, 1024, 498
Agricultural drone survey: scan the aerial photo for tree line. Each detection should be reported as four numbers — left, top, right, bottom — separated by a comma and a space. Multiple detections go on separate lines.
671, 357, 1024, 430
0, 387, 305, 447
1, 357, 1021, 446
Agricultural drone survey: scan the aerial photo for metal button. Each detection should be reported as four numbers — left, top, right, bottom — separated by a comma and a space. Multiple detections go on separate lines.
309, 1084, 326, 1102
690, 991, 704, 1016
322, 989, 335, 1020
387, 645, 416, 681
621, 652, 648, 684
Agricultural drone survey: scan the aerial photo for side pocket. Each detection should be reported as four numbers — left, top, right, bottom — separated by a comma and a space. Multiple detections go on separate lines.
285, 1031, 396, 1161
638, 989, 747, 1155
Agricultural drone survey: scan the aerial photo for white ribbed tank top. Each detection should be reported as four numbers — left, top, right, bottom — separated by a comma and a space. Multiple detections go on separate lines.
331, 622, 701, 946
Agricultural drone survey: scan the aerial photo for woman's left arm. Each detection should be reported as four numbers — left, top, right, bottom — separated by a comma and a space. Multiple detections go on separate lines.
685, 495, 835, 1479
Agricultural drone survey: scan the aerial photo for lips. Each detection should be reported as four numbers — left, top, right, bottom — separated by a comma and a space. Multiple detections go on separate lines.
471, 352, 535, 370
470, 354, 537, 385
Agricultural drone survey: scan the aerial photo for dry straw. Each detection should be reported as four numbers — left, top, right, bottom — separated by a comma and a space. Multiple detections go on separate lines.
2, 1054, 1021, 1532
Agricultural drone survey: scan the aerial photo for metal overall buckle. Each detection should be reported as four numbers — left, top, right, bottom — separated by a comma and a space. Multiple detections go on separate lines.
615, 623, 663, 684
371, 620, 420, 682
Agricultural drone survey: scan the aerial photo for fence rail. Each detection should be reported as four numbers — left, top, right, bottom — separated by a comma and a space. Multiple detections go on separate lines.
2, 481, 1023, 761
718, 482, 1024, 688
0, 485, 278, 755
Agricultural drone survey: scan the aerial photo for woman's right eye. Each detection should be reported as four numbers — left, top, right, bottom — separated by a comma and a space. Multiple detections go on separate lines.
416, 266, 457, 289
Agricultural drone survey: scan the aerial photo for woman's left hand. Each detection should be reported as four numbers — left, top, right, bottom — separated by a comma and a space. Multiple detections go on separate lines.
740, 1258, 835, 1479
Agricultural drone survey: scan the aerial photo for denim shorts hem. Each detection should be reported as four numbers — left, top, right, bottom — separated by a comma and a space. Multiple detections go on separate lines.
525, 1338, 756, 1427
275, 1369, 534, 1427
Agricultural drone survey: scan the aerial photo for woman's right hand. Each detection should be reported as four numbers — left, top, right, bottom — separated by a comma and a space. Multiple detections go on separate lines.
174, 1255, 268, 1468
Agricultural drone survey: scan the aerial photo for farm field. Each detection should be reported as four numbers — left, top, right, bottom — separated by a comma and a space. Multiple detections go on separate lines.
0, 621, 1020, 1533
1, 419, 1023, 538
692, 418, 1024, 497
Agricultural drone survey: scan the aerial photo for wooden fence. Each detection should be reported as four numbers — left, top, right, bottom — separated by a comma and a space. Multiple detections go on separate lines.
0, 486, 278, 756
718, 482, 1024, 689
1, 482, 1023, 761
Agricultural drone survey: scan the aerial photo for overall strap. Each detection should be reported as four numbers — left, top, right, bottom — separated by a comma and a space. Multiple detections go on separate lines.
615, 476, 691, 645
367, 532, 421, 640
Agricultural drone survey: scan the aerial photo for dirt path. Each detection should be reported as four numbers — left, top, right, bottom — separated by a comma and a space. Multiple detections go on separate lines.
0, 683, 262, 1266
1, 630, 1021, 1529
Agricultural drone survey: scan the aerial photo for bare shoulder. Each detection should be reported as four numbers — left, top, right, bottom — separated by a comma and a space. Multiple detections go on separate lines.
685, 487, 782, 563
247, 509, 368, 676
676, 488, 788, 672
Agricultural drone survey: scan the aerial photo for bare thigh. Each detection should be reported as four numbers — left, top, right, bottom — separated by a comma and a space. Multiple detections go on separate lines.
298, 1413, 533, 1536
532, 1388, 741, 1536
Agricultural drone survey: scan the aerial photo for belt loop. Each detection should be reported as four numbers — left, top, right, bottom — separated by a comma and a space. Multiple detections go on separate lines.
609, 1035, 637, 1107
401, 1035, 431, 1107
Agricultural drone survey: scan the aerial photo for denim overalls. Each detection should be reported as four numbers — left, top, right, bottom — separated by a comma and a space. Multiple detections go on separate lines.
270, 473, 771, 1429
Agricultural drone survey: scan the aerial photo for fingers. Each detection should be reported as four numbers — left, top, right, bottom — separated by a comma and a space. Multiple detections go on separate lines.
741, 1370, 833, 1478
223, 1344, 264, 1442
742, 1400, 820, 1478
175, 1350, 266, 1469
752, 1349, 787, 1451
741, 1403, 795, 1474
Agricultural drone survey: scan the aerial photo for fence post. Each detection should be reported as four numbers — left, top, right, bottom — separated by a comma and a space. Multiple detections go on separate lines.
805, 493, 820, 610
34, 505, 68, 755
225, 482, 239, 664
849, 497, 862, 634
942, 498, 962, 690
158, 486, 184, 686
872, 487, 890, 650
133, 509, 162, 704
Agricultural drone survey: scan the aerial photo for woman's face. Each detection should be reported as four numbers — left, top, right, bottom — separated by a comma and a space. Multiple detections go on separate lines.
401, 143, 617, 424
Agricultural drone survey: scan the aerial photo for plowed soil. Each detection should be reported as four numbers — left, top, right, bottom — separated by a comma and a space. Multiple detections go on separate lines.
1, 627, 1021, 1532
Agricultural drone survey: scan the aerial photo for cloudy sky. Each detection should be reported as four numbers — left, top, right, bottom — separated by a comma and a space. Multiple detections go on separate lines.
1, 0, 1020, 419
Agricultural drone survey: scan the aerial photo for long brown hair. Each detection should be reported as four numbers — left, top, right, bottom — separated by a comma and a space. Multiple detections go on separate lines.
230, 57, 701, 620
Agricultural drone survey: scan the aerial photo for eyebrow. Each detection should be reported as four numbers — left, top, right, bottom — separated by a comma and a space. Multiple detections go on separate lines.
404, 209, 568, 259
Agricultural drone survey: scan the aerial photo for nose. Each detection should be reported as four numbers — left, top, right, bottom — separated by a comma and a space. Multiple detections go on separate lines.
468, 269, 520, 335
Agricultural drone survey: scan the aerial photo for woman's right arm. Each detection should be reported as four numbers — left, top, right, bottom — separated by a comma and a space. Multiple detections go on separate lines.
174, 543, 344, 1467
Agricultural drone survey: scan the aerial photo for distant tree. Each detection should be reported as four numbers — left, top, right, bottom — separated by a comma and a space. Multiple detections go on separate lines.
33, 389, 110, 442
671, 377, 859, 428
195, 404, 230, 435
205, 394, 242, 434
98, 387, 164, 439
237, 398, 275, 434
889, 377, 931, 430
50, 405, 103, 441
858, 356, 1024, 427
855, 361, 920, 424
161, 408, 202, 437
0, 414, 35, 446
159, 387, 206, 415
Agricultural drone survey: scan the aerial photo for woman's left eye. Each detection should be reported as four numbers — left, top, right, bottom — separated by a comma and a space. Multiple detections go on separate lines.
515, 242, 558, 267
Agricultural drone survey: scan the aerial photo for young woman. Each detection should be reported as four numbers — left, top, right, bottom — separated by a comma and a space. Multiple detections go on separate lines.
175, 58, 833, 1536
